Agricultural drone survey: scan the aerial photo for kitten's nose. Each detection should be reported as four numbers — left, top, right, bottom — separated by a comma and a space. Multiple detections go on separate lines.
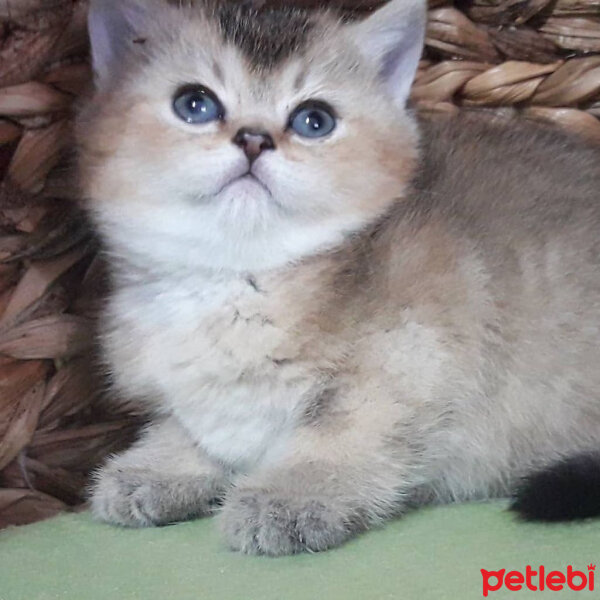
233, 127, 275, 163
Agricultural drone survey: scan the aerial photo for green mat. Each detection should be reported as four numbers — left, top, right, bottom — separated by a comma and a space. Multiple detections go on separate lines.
1, 501, 598, 599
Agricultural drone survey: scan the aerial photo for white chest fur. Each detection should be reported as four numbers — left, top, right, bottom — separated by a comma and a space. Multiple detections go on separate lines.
105, 271, 315, 471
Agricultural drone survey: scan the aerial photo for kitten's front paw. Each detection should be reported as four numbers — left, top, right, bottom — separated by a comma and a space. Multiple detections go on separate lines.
90, 466, 224, 527
220, 489, 360, 555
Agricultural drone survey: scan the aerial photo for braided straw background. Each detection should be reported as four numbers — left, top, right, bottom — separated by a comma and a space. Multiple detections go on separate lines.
1, 0, 599, 528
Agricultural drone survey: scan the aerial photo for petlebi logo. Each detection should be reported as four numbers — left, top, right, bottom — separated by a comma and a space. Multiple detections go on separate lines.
481, 564, 596, 596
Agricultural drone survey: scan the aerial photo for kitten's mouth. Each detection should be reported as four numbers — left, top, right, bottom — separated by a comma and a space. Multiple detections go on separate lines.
219, 172, 272, 198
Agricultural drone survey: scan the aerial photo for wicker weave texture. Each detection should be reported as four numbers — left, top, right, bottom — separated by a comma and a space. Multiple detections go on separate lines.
0, 0, 599, 528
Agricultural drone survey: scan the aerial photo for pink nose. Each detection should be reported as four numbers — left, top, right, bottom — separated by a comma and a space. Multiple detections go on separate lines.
232, 128, 275, 163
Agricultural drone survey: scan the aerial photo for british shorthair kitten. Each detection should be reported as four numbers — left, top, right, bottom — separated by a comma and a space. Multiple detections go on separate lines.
81, 0, 600, 555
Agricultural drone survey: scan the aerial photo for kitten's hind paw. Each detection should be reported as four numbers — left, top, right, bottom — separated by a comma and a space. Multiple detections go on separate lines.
89, 467, 225, 527
220, 488, 364, 556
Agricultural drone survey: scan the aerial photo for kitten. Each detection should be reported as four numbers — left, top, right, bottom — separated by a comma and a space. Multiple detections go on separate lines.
81, 0, 600, 555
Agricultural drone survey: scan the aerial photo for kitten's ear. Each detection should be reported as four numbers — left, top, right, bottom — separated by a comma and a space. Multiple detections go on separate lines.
88, 0, 156, 83
351, 0, 427, 107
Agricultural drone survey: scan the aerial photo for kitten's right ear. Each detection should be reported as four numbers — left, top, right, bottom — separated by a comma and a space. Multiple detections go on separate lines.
88, 0, 155, 84
351, 0, 427, 108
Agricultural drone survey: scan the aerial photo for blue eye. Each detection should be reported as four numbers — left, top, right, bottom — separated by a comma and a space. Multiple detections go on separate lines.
173, 86, 224, 124
289, 102, 336, 138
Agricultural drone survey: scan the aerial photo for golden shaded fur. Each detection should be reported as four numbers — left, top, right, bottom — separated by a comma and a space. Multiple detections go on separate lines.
83, 0, 600, 555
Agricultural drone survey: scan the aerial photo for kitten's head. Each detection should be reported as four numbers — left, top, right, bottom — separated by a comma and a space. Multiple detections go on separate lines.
81, 0, 425, 272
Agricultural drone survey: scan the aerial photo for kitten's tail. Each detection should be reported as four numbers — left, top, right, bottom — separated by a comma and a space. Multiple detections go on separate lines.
511, 452, 600, 521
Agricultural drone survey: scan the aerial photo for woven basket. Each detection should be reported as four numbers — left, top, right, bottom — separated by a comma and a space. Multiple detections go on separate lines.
1, 0, 599, 529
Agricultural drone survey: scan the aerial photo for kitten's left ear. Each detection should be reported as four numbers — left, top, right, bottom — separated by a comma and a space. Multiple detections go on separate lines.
351, 0, 427, 107
88, 0, 159, 84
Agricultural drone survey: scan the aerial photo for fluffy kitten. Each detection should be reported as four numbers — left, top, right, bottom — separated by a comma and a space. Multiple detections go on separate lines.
81, 0, 600, 555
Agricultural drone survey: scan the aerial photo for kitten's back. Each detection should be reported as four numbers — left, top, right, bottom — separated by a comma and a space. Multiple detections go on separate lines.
414, 115, 600, 238
402, 114, 600, 329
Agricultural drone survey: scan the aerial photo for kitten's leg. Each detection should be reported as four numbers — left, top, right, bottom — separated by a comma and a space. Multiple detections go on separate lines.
90, 417, 230, 527
220, 399, 420, 555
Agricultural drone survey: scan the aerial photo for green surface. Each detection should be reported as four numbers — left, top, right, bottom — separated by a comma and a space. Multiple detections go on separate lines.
1, 502, 599, 599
